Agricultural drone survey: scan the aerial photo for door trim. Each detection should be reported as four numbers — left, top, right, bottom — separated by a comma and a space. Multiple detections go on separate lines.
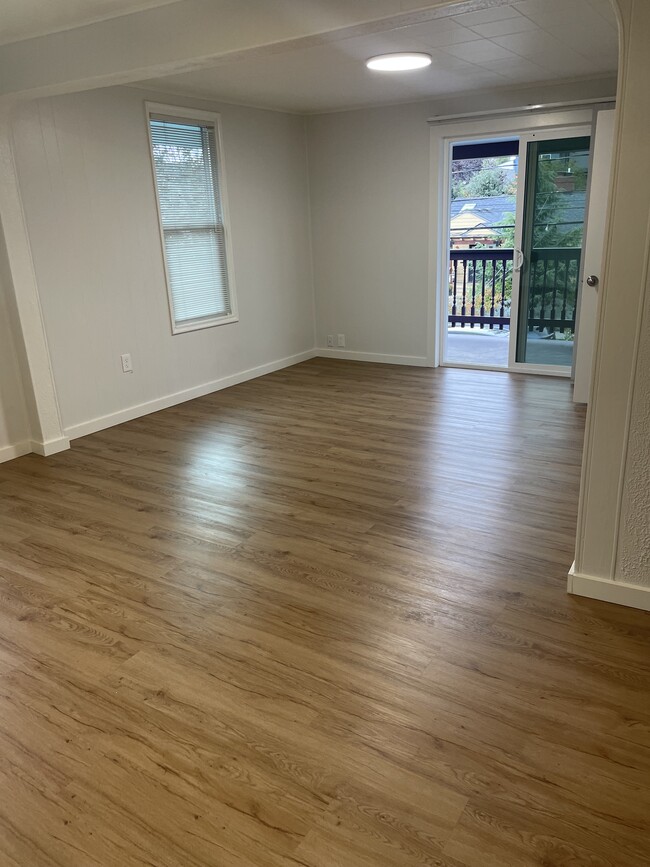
428, 108, 595, 372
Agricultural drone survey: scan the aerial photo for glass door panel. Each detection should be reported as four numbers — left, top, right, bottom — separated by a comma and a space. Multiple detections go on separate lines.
444, 138, 520, 368
515, 136, 591, 368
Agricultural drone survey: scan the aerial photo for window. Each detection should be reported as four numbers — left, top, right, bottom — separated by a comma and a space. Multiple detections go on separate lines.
146, 103, 237, 333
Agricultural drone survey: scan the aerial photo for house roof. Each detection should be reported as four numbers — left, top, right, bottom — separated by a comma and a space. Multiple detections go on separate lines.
450, 196, 515, 240
450, 191, 587, 241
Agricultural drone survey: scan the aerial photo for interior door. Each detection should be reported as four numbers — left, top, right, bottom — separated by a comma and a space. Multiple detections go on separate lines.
511, 131, 592, 371
572, 109, 616, 403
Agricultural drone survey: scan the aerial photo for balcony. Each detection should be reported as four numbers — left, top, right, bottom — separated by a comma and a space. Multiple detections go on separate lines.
447, 247, 580, 367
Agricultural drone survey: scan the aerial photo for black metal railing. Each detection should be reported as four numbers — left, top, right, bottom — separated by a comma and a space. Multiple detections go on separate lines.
448, 246, 581, 333
526, 247, 581, 333
449, 248, 513, 329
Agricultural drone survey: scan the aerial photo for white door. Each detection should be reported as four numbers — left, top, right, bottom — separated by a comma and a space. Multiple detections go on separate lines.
572, 109, 616, 403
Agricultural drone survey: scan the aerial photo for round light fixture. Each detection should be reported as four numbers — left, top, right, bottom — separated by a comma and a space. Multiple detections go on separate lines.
366, 52, 432, 72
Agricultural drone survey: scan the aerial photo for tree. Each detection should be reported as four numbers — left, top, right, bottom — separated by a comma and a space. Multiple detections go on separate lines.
530, 156, 587, 248
451, 157, 516, 200
464, 166, 510, 198
450, 157, 483, 199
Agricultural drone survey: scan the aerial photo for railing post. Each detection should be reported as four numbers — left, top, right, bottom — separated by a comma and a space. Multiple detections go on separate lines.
540, 254, 550, 334
469, 261, 476, 329
479, 259, 486, 329
528, 259, 537, 332
499, 256, 507, 331
461, 257, 467, 328
550, 254, 559, 330
561, 251, 570, 330
451, 258, 458, 328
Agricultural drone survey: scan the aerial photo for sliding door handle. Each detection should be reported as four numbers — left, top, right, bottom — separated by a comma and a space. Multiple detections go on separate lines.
514, 248, 524, 271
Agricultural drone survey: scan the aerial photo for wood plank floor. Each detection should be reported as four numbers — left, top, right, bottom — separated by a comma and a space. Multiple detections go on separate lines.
0, 358, 648, 867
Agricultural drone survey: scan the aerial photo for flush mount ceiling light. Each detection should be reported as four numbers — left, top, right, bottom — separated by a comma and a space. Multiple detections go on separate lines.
366, 52, 432, 72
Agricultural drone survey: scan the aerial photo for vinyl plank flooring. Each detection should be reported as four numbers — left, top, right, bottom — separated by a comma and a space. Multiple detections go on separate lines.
0, 359, 648, 866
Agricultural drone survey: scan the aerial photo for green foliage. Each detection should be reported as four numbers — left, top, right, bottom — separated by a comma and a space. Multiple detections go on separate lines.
494, 212, 516, 248
463, 167, 511, 198
530, 153, 588, 248
451, 157, 516, 200
450, 157, 483, 192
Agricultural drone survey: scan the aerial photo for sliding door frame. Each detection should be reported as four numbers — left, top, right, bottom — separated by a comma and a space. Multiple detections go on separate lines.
508, 126, 593, 375
427, 108, 596, 374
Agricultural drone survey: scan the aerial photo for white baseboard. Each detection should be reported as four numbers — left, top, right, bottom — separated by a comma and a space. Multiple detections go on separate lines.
0, 437, 70, 463
65, 349, 317, 441
30, 437, 70, 457
568, 563, 650, 611
315, 348, 430, 366
0, 440, 32, 464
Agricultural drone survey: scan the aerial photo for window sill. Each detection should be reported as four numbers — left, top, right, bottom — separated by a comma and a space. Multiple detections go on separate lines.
172, 313, 239, 335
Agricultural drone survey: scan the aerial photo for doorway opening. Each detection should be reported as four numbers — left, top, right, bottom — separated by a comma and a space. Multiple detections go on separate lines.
441, 128, 592, 375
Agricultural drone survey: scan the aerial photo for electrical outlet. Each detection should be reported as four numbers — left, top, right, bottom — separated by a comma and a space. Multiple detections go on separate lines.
327, 334, 334, 347
120, 353, 133, 373
337, 333, 346, 348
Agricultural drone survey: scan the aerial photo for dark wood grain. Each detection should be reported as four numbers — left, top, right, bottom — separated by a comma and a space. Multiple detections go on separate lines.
0, 359, 648, 866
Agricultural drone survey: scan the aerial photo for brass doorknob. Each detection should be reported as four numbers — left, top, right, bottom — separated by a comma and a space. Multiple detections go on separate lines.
586, 275, 599, 287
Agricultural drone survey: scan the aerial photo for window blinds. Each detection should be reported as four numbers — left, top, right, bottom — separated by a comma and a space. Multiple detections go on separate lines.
149, 115, 232, 330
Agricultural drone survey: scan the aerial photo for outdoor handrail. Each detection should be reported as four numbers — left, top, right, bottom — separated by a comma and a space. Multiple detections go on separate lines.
449, 246, 581, 333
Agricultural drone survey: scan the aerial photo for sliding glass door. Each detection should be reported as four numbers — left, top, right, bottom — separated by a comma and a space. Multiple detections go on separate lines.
444, 138, 519, 369
514, 136, 591, 369
442, 126, 592, 375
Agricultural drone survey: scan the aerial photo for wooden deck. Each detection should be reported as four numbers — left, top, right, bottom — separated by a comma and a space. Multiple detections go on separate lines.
0, 358, 648, 866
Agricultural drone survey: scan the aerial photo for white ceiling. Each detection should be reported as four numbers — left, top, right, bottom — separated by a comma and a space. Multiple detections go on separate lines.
138, 0, 618, 114
0, 0, 182, 46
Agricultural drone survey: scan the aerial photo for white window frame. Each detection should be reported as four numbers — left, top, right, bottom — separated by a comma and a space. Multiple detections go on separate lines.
145, 101, 238, 335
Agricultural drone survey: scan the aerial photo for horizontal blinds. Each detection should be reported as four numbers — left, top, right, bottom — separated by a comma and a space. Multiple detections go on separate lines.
150, 116, 231, 326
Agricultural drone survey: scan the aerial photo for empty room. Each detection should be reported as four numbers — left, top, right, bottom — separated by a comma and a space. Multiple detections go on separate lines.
0, 1, 649, 865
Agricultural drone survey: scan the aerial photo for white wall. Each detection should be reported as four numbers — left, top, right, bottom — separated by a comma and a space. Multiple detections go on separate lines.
308, 100, 431, 361
0, 227, 31, 459
10, 86, 315, 436
574, 0, 650, 598
616, 264, 650, 586
306, 76, 617, 362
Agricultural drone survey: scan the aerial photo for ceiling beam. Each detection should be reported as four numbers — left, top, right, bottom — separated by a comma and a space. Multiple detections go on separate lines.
0, 0, 514, 102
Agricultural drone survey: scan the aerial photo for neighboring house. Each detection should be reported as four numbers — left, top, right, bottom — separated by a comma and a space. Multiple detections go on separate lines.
450, 190, 587, 249
450, 195, 516, 248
